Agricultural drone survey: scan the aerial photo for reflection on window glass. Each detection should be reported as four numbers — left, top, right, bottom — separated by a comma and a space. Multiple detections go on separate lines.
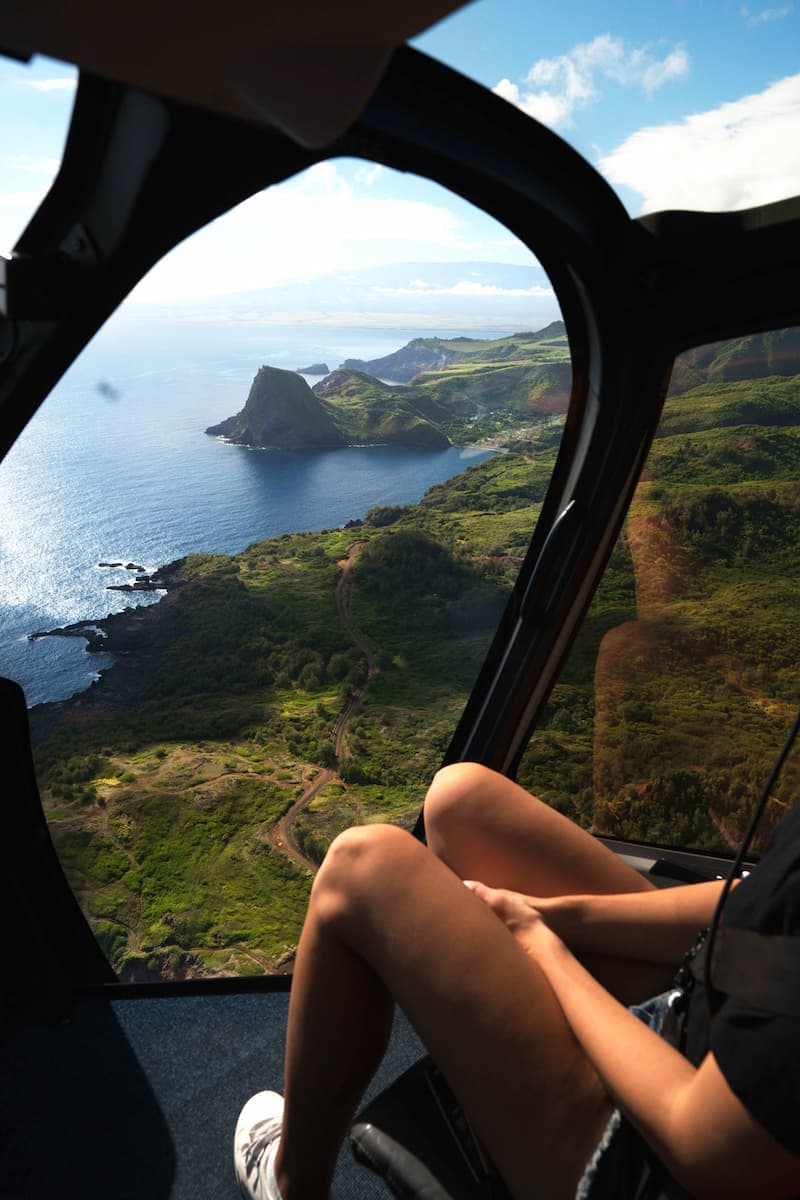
0, 161, 571, 978
519, 326, 800, 856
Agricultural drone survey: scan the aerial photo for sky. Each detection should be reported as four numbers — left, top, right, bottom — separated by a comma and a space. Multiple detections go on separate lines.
0, 0, 798, 303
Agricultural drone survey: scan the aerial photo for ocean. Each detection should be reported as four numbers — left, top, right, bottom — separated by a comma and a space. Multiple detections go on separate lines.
0, 316, 498, 707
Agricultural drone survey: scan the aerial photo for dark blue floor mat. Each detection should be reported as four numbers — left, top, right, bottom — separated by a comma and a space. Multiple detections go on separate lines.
1, 991, 425, 1199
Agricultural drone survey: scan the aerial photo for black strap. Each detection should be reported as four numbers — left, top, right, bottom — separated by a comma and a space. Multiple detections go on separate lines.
691, 926, 800, 1019
351, 1056, 512, 1200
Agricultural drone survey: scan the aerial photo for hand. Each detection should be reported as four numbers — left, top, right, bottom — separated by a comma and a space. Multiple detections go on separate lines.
464, 880, 561, 957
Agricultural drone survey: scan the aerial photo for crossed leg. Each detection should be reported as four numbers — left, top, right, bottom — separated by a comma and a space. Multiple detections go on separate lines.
269, 764, 666, 1199
424, 762, 652, 897
274, 822, 612, 1200
425, 762, 674, 1003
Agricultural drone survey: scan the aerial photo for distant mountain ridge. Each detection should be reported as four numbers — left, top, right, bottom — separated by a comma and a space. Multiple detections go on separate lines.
131, 260, 559, 330
343, 321, 567, 382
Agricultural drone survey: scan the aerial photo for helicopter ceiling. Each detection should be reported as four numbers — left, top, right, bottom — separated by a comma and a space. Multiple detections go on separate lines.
0, 0, 465, 145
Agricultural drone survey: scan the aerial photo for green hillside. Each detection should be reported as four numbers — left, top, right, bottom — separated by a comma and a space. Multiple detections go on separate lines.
335, 325, 572, 442
313, 369, 450, 448
517, 352, 800, 849
417, 360, 571, 419
28, 325, 800, 978
208, 327, 574, 452
342, 321, 568, 381
30, 452, 536, 979
410, 327, 572, 438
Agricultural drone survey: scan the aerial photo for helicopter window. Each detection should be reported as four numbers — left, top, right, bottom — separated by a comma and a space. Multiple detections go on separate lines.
517, 324, 800, 857
0, 160, 572, 979
0, 54, 76, 254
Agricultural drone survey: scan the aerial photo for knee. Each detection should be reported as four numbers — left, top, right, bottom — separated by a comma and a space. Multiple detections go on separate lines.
321, 822, 408, 877
312, 823, 419, 920
424, 761, 501, 844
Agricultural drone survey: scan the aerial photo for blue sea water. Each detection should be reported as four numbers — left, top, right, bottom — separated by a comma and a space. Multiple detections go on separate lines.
0, 316, 497, 706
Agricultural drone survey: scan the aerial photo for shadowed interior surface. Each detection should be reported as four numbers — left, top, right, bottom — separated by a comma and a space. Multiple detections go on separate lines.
1, 992, 423, 1198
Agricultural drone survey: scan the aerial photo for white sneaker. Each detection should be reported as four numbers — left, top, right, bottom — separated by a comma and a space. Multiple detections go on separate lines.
234, 1090, 285, 1200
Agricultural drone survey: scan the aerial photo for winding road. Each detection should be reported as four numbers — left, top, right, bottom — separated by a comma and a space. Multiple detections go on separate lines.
269, 542, 378, 873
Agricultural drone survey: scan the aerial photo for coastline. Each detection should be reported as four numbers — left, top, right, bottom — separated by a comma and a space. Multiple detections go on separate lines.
21, 434, 511, 728
27, 558, 187, 738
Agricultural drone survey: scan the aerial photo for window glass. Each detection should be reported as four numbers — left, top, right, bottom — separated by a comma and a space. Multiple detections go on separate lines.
0, 54, 76, 254
0, 161, 571, 978
518, 326, 800, 855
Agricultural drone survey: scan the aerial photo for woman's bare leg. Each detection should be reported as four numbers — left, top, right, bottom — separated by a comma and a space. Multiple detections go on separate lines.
274, 823, 612, 1200
425, 762, 654, 896
424, 763, 674, 1001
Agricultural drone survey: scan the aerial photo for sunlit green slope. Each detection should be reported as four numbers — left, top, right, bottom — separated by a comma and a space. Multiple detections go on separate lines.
29, 328, 800, 978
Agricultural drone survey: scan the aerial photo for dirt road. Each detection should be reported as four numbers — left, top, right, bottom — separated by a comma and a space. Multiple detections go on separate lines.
269, 542, 379, 872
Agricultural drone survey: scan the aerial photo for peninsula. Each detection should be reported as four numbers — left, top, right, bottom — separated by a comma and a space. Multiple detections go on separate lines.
206, 363, 450, 449
206, 324, 576, 453
206, 366, 345, 449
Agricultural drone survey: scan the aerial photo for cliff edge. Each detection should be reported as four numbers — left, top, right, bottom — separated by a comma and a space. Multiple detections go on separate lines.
206, 366, 345, 449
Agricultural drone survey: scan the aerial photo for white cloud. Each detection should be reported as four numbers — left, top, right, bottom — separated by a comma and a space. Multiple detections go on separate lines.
354, 163, 383, 186
0, 153, 60, 174
376, 281, 555, 298
493, 78, 572, 128
598, 73, 800, 213
24, 77, 76, 93
295, 160, 349, 197
0, 188, 48, 205
741, 3, 793, 26
0, 191, 52, 253
130, 162, 526, 301
493, 34, 689, 128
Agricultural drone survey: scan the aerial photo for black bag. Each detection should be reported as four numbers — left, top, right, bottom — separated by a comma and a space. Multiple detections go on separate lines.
350, 1056, 512, 1200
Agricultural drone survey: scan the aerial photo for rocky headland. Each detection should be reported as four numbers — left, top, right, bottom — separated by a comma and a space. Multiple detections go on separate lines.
296, 362, 329, 376
206, 366, 345, 450
207, 364, 450, 450
27, 559, 187, 732
342, 337, 458, 383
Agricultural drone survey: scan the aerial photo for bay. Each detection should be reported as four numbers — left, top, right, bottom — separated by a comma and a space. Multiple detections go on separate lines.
0, 316, 498, 706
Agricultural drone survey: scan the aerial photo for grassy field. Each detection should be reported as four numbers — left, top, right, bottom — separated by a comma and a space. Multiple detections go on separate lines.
32, 452, 537, 977
29, 333, 800, 976
319, 325, 573, 446
517, 372, 800, 851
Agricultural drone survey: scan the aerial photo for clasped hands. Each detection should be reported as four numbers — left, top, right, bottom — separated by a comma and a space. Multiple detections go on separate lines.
464, 879, 564, 959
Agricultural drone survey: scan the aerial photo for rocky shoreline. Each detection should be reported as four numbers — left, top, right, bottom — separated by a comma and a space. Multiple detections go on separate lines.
100, 560, 164, 592
27, 558, 188, 734
28, 563, 175, 646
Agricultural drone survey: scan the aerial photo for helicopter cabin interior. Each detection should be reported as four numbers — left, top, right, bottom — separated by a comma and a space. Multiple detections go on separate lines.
1, 2, 800, 1197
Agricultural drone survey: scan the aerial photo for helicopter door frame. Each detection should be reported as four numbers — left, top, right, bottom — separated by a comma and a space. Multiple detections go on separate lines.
2, 46, 800, 996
